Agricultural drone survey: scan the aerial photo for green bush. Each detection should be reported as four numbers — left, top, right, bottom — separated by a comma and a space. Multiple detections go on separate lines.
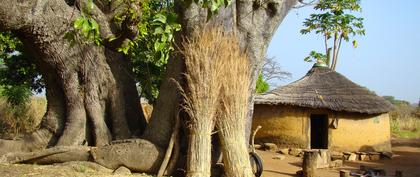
0, 97, 46, 138
389, 103, 420, 139
2, 85, 31, 106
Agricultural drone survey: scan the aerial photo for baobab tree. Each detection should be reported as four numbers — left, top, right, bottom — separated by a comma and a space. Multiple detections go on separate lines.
0, 0, 299, 175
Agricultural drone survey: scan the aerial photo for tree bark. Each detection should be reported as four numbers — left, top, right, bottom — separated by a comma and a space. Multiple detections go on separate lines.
149, 0, 298, 148
0, 0, 147, 154
0, 0, 298, 174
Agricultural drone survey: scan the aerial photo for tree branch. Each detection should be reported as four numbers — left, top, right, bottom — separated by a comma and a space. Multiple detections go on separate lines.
331, 32, 339, 70
0, 0, 35, 31
262, 56, 291, 83
294, 0, 317, 8
332, 35, 343, 70
75, 0, 141, 51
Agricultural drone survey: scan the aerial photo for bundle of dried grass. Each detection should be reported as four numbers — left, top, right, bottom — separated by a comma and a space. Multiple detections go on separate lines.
216, 37, 253, 177
180, 27, 226, 177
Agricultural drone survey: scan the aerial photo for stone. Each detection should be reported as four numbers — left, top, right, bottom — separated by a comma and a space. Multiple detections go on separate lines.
254, 144, 262, 149
331, 155, 343, 161
330, 151, 343, 156
343, 152, 352, 155
289, 148, 302, 156
347, 153, 357, 161
369, 154, 381, 161
273, 154, 286, 160
360, 154, 369, 161
381, 151, 394, 159
316, 149, 331, 169
278, 148, 290, 155
343, 154, 350, 160
297, 152, 304, 157
330, 160, 343, 168
113, 166, 132, 175
263, 143, 278, 152
331, 152, 343, 161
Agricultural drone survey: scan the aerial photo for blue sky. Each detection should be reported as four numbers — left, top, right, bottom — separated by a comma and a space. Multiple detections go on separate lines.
267, 0, 420, 104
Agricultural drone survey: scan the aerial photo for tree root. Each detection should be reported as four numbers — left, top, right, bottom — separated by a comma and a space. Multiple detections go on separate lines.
0, 139, 165, 173
157, 109, 181, 177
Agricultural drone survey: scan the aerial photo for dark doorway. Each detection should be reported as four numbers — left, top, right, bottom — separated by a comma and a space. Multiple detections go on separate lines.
310, 114, 328, 149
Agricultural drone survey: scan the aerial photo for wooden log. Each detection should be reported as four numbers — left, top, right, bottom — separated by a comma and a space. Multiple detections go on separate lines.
339, 170, 351, 177
302, 151, 318, 177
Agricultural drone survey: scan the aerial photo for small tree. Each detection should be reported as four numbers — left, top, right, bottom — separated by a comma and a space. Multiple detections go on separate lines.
261, 56, 291, 87
255, 73, 269, 94
301, 0, 365, 70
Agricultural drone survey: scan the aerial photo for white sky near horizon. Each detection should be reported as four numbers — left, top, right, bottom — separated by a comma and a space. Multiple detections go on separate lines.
267, 0, 420, 104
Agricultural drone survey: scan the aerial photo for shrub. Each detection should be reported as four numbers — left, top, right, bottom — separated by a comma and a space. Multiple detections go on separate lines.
0, 97, 46, 138
389, 104, 420, 138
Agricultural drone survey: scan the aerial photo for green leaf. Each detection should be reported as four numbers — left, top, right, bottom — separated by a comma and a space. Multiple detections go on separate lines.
107, 35, 117, 42
154, 41, 165, 51
352, 40, 358, 48
153, 14, 166, 24
74, 17, 85, 29
210, 1, 219, 12
153, 27, 164, 35
82, 20, 91, 35
90, 19, 99, 31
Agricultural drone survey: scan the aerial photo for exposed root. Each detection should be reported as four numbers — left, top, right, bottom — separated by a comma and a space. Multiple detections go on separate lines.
0, 139, 165, 173
157, 109, 181, 177
0, 146, 91, 164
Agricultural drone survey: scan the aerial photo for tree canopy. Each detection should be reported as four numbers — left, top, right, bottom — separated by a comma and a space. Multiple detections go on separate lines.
301, 0, 365, 70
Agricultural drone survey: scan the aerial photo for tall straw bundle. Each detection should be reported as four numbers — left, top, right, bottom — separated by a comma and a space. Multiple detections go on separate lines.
216, 36, 253, 177
180, 27, 226, 177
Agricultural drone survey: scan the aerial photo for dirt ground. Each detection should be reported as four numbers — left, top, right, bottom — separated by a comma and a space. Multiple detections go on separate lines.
260, 138, 420, 177
0, 161, 152, 177
0, 138, 418, 177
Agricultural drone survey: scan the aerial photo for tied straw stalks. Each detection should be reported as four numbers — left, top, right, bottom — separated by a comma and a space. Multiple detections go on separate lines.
179, 26, 253, 177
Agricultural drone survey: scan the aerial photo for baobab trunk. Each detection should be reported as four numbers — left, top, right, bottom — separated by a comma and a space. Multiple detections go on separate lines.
149, 0, 298, 147
0, 0, 147, 154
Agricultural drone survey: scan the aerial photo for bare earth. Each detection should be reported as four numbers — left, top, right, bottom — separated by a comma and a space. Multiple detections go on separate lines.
0, 138, 418, 177
260, 138, 420, 177
0, 161, 152, 177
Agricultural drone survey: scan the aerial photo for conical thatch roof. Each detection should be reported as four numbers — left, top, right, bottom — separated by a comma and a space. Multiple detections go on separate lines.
255, 65, 393, 114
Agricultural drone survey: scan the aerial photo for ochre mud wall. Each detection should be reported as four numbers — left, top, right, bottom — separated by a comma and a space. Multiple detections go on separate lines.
252, 104, 392, 152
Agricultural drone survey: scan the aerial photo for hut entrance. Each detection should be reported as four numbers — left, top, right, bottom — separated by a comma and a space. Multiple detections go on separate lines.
310, 114, 328, 149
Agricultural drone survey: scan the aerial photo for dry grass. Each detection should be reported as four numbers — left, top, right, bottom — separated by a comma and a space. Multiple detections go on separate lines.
0, 97, 46, 138
390, 104, 420, 138
180, 26, 254, 177
216, 33, 253, 177
180, 27, 226, 177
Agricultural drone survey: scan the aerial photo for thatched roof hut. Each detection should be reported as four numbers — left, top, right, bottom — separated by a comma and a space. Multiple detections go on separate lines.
255, 66, 393, 114
252, 65, 393, 152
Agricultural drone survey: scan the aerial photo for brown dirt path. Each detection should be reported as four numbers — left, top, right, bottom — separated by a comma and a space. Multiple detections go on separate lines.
0, 161, 152, 177
259, 138, 420, 177
0, 138, 418, 177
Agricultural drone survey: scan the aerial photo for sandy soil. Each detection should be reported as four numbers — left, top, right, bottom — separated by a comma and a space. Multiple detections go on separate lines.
0, 161, 152, 177
0, 138, 418, 177
260, 138, 420, 177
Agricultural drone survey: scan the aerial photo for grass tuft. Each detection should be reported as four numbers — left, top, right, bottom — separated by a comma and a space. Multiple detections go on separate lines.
0, 97, 46, 138
389, 104, 420, 139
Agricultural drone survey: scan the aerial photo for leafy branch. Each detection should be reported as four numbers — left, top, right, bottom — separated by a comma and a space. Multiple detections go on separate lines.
301, 0, 365, 70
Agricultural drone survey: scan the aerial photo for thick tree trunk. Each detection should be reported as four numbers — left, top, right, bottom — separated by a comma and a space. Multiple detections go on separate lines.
149, 0, 297, 148
0, 0, 298, 174
0, 0, 147, 154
